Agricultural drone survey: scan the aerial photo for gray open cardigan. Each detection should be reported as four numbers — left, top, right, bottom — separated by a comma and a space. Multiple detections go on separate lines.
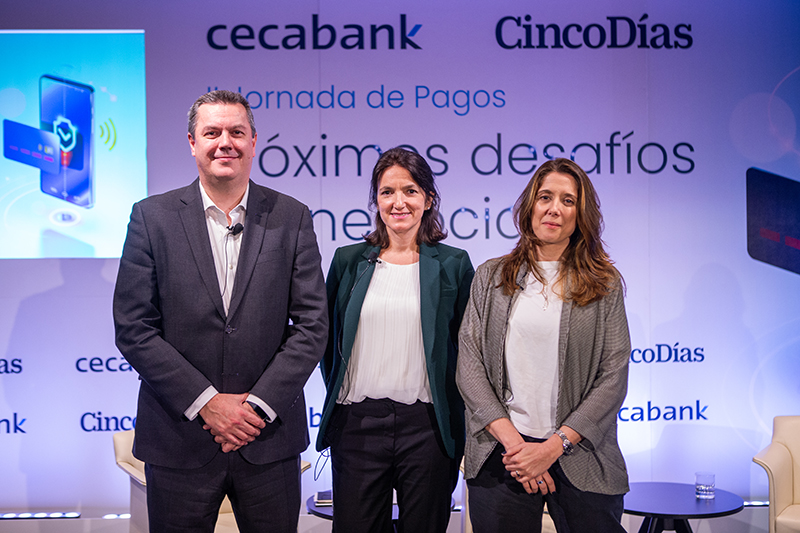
456, 257, 631, 495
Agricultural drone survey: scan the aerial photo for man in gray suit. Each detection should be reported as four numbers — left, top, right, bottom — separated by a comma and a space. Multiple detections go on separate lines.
113, 90, 327, 532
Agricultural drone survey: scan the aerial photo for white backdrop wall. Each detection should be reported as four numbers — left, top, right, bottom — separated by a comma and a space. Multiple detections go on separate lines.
1, 0, 800, 513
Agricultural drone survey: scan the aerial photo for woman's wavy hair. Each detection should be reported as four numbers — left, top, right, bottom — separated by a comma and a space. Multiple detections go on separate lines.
499, 158, 621, 305
365, 147, 446, 248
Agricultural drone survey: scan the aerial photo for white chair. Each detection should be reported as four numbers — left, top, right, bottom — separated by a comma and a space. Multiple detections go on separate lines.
113, 429, 310, 533
753, 416, 800, 533
459, 458, 473, 533
113, 429, 158, 533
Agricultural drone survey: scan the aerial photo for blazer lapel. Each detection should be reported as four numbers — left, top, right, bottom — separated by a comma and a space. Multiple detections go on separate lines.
179, 179, 226, 320
227, 182, 271, 321
340, 246, 379, 366
558, 285, 573, 372
419, 244, 440, 362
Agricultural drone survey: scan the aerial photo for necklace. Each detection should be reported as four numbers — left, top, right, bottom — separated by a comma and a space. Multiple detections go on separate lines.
533, 262, 559, 311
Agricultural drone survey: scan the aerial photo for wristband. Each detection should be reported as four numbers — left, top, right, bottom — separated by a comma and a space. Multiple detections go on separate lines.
555, 429, 574, 456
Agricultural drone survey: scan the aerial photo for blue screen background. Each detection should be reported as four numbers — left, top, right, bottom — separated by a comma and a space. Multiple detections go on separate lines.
0, 31, 146, 258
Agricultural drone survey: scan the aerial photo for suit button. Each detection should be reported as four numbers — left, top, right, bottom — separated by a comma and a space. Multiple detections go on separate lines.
225, 325, 235, 334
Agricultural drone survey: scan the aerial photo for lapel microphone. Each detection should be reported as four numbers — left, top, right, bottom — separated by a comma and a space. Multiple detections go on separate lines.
339, 250, 381, 367
221, 223, 244, 307
347, 251, 380, 307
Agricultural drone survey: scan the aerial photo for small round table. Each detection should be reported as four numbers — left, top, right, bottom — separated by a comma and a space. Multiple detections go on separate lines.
624, 482, 744, 533
306, 495, 400, 522
306, 495, 455, 524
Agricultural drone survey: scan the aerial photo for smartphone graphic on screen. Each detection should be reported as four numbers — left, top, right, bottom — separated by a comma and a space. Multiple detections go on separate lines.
39, 75, 94, 208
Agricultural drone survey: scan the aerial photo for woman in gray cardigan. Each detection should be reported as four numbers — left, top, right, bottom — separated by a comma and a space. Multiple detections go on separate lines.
457, 158, 630, 533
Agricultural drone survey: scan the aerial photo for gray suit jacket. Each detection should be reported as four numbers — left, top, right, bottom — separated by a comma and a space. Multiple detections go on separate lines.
457, 258, 630, 495
113, 179, 327, 469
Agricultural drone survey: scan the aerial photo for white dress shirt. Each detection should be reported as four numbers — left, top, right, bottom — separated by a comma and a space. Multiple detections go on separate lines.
183, 182, 276, 423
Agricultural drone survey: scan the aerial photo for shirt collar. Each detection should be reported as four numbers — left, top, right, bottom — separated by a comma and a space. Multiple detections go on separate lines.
199, 181, 250, 221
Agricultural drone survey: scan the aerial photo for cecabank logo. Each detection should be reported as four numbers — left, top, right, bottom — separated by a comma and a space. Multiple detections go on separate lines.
208, 14, 422, 51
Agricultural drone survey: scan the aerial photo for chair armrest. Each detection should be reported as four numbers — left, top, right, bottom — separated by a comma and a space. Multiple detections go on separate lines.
116, 460, 147, 486
113, 430, 146, 486
754, 441, 793, 528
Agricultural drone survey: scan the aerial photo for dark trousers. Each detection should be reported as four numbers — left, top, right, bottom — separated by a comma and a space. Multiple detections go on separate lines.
329, 399, 457, 533
144, 450, 300, 533
467, 441, 626, 533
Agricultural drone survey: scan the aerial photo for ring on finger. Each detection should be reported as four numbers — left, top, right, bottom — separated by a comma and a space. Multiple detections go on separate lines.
537, 480, 544, 485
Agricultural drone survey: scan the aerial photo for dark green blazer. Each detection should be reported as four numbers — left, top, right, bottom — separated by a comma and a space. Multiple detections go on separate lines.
315, 241, 474, 459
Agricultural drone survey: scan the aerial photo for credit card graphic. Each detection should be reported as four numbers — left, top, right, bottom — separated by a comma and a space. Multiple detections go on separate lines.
3, 119, 60, 174
746, 167, 800, 275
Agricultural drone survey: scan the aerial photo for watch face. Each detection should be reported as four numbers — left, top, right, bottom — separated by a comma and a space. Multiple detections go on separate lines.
556, 430, 574, 454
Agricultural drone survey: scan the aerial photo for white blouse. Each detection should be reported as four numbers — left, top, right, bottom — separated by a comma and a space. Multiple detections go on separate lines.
504, 261, 562, 438
338, 260, 431, 405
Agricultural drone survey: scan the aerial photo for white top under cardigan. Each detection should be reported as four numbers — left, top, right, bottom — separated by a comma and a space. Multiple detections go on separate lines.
337, 260, 432, 405
504, 261, 562, 438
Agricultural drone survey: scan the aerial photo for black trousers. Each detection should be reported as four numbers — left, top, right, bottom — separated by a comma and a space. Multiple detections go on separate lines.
144, 450, 300, 533
329, 399, 458, 533
467, 440, 626, 533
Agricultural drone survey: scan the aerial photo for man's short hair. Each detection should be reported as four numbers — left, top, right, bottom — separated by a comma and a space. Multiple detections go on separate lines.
187, 90, 256, 138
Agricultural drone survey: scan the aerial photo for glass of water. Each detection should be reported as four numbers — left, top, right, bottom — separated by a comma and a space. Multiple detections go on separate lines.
695, 471, 715, 499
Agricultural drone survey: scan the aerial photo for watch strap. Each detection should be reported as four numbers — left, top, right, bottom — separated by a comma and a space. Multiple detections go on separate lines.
247, 401, 270, 422
555, 429, 574, 455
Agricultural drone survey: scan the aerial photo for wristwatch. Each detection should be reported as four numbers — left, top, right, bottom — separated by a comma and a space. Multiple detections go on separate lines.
555, 429, 574, 456
247, 401, 270, 423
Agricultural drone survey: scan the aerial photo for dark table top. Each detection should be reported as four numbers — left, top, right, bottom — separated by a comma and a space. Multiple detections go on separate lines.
624, 482, 744, 520
306, 495, 455, 521
306, 495, 400, 521
306, 495, 334, 521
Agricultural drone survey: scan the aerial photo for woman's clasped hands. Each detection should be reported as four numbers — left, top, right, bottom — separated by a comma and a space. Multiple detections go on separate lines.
502, 440, 559, 495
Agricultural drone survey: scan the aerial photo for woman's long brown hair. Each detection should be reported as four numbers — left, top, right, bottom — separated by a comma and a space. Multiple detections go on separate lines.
499, 158, 621, 306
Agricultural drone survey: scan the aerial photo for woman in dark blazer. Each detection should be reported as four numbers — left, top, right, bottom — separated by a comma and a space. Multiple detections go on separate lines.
316, 147, 474, 533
